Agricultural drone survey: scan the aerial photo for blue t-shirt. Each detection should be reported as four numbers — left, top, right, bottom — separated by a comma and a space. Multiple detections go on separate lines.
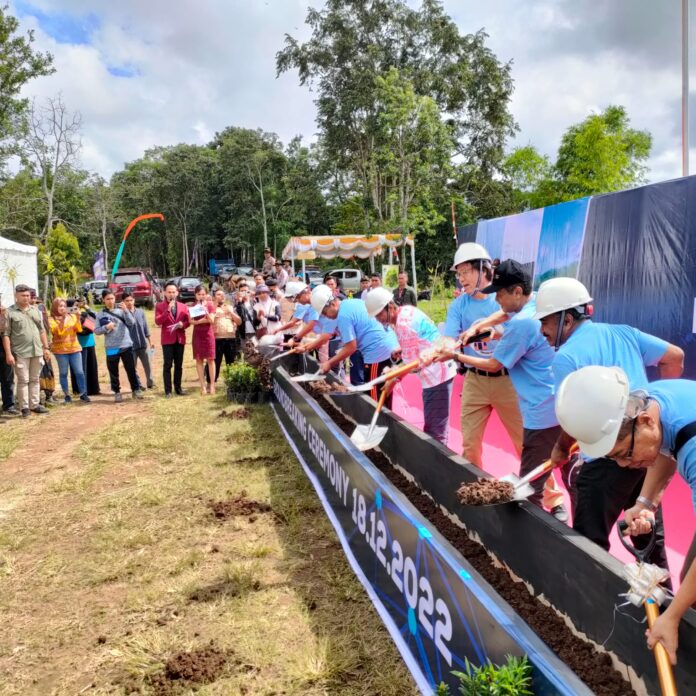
337, 298, 396, 364
648, 380, 696, 512
443, 292, 501, 358
493, 299, 556, 430
317, 315, 338, 336
293, 303, 318, 324
552, 321, 669, 392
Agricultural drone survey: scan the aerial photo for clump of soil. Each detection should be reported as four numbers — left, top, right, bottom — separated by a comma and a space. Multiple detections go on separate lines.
208, 493, 272, 521
457, 478, 515, 505
148, 642, 228, 695
313, 393, 634, 696
307, 380, 350, 396
243, 340, 273, 392
218, 408, 250, 420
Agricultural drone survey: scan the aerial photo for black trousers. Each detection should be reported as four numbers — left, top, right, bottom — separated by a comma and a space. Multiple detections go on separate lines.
572, 457, 669, 570
363, 358, 394, 410
214, 338, 237, 381
162, 343, 185, 394
521, 425, 562, 507
106, 349, 139, 394
0, 340, 15, 410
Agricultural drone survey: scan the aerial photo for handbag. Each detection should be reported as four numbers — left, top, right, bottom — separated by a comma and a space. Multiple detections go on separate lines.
81, 316, 96, 332
39, 360, 55, 391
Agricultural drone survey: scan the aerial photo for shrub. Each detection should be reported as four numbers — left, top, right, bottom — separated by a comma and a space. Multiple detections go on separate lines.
223, 358, 260, 393
452, 655, 532, 696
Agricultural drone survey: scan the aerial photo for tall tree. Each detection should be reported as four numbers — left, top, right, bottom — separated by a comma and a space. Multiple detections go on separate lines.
17, 95, 82, 238
0, 5, 54, 161
554, 105, 651, 200
277, 0, 516, 230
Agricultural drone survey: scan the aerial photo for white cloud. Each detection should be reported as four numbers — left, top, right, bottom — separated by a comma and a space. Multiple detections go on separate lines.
8, 0, 691, 184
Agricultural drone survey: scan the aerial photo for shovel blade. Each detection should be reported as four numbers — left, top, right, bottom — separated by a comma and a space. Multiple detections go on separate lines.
291, 372, 325, 383
500, 473, 534, 502
350, 424, 388, 451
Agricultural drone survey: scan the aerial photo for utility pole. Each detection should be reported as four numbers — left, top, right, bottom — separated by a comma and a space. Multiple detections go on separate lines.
683, 0, 690, 176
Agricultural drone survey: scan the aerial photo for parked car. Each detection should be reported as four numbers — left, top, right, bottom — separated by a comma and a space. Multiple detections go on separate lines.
110, 268, 162, 308
236, 265, 254, 277
168, 276, 201, 304
326, 268, 363, 293
81, 279, 109, 299
305, 269, 324, 288
217, 264, 237, 280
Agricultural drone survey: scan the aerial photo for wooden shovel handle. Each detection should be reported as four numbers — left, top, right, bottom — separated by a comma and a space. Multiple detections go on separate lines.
382, 359, 421, 382
374, 385, 389, 415
645, 600, 678, 696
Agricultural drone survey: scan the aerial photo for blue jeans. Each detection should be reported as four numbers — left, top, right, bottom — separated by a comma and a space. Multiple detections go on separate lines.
55, 352, 86, 397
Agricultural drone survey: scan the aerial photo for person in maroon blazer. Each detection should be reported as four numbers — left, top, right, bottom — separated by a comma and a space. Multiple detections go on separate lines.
155, 282, 191, 397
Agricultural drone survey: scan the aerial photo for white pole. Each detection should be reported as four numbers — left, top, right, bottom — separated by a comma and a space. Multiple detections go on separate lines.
684, 0, 690, 176
410, 237, 417, 294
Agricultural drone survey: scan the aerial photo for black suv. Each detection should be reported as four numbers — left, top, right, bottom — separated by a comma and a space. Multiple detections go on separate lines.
168, 276, 201, 304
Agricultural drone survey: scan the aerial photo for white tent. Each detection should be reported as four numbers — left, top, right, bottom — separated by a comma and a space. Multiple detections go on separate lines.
281, 233, 417, 290
0, 236, 39, 304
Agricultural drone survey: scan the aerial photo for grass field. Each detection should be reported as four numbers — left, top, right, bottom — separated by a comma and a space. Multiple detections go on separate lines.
0, 333, 417, 695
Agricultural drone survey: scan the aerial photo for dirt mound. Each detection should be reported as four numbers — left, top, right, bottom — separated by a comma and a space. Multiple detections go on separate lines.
457, 478, 514, 505
208, 492, 272, 520
218, 408, 251, 420
148, 642, 228, 695
307, 380, 350, 396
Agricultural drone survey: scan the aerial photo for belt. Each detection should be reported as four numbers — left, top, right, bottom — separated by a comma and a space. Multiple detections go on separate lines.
465, 366, 509, 378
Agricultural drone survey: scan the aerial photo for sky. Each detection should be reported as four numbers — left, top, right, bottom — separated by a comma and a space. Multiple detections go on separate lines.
8, 0, 690, 183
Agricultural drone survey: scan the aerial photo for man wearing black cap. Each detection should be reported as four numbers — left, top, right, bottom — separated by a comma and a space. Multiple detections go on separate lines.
438, 259, 567, 520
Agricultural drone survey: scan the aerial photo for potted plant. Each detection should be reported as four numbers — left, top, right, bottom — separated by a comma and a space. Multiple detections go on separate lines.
223, 358, 262, 404
451, 655, 533, 695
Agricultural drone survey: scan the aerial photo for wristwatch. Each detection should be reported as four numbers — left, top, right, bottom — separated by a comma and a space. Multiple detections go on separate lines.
636, 495, 657, 513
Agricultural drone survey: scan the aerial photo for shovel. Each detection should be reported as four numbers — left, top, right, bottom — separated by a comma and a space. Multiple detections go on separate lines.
345, 359, 421, 393
616, 521, 677, 696
350, 386, 390, 451
290, 370, 325, 383
499, 458, 556, 502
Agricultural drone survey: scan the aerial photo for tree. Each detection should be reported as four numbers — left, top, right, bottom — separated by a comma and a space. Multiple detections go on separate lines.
554, 105, 651, 199
502, 106, 652, 211
277, 0, 516, 231
17, 95, 82, 238
0, 5, 54, 162
38, 222, 82, 295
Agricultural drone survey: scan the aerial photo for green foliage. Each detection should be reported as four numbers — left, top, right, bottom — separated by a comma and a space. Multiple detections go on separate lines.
39, 223, 82, 295
452, 655, 533, 696
554, 105, 651, 199
223, 358, 261, 393
0, 4, 54, 162
435, 682, 452, 696
503, 106, 652, 211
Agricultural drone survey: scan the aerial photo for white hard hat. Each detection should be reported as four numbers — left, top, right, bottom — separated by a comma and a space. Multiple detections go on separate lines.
310, 284, 334, 315
451, 243, 492, 271
555, 366, 629, 458
533, 277, 592, 320
365, 287, 394, 317
284, 281, 308, 298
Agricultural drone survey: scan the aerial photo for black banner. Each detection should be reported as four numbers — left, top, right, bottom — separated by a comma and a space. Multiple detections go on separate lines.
272, 370, 590, 695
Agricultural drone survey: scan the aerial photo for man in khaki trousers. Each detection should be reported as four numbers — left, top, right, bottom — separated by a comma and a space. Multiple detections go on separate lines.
2, 284, 51, 417
442, 244, 524, 467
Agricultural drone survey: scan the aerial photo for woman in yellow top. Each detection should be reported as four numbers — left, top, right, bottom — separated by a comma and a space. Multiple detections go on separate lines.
49, 298, 90, 404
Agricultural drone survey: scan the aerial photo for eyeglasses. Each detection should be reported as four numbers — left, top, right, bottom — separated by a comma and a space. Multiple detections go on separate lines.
613, 418, 637, 462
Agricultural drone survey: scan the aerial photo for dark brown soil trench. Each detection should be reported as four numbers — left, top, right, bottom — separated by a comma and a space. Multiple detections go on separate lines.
304, 385, 635, 696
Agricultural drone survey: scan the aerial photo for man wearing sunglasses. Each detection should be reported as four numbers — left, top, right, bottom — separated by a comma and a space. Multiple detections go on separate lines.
534, 277, 684, 566
556, 366, 696, 666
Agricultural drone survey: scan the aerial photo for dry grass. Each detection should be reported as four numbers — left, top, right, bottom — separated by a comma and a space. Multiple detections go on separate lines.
0, 388, 418, 695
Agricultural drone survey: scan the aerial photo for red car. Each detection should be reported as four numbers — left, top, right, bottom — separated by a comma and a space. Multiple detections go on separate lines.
110, 268, 162, 308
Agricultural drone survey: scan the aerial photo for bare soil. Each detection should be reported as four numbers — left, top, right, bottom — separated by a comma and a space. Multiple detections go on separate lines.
312, 391, 635, 696
208, 492, 272, 520
456, 478, 515, 505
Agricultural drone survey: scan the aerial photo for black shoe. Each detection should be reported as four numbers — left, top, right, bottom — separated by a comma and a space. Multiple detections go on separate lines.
551, 504, 569, 523
164, 393, 173, 399
31, 405, 49, 414
64, 395, 72, 404
21, 408, 30, 418
80, 394, 91, 403
3, 406, 19, 416
175, 389, 187, 396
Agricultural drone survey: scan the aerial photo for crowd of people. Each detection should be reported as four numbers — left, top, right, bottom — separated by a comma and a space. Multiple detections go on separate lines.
1, 241, 694, 663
